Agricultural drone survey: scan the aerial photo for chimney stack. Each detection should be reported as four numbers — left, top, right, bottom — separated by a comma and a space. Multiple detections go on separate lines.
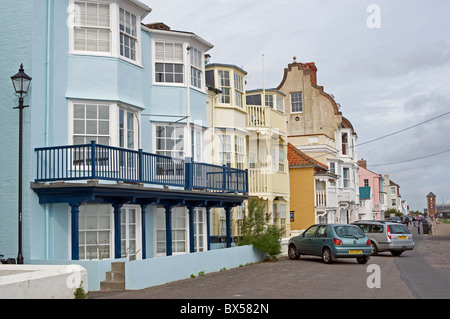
358, 158, 367, 169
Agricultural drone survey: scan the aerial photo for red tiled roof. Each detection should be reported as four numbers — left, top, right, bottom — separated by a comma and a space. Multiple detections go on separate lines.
287, 143, 328, 170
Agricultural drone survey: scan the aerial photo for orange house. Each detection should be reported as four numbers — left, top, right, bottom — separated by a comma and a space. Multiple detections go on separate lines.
288, 143, 328, 231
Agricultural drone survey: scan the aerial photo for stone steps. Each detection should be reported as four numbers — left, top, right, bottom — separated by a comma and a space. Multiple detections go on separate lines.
100, 262, 125, 291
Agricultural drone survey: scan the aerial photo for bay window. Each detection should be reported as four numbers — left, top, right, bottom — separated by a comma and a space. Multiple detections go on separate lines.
71, 1, 142, 64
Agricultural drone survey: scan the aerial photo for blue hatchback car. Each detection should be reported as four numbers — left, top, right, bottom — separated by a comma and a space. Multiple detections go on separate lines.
288, 224, 372, 264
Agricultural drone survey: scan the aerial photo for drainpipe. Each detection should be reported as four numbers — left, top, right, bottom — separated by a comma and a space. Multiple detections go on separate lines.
186, 45, 192, 159
44, 0, 54, 259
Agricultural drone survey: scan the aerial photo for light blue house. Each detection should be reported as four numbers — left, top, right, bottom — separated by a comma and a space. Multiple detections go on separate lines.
0, 0, 259, 291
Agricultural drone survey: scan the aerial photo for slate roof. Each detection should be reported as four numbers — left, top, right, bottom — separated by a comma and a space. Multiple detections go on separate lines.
287, 143, 328, 170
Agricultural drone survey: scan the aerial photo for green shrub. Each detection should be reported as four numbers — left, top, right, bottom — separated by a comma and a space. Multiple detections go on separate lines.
238, 199, 283, 260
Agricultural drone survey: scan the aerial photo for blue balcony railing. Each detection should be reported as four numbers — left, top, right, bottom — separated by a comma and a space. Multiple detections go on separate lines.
35, 141, 248, 194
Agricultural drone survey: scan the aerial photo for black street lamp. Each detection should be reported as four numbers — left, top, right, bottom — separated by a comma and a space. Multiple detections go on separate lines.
11, 63, 32, 265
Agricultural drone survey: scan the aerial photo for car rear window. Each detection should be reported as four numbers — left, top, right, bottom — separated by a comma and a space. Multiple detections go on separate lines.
389, 224, 411, 234
334, 225, 365, 238
356, 224, 384, 233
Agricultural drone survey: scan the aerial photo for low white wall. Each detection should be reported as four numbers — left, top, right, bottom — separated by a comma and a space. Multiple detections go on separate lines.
31, 258, 126, 291
125, 245, 266, 290
0, 265, 87, 299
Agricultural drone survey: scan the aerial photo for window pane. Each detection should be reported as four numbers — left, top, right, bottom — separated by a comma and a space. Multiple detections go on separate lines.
74, 120, 85, 134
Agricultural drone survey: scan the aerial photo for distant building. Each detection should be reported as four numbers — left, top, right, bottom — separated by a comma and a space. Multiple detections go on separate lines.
383, 175, 402, 213
358, 159, 385, 220
278, 58, 359, 224
426, 192, 437, 216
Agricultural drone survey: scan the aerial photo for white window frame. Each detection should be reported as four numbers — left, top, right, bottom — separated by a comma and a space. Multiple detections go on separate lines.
190, 47, 203, 89
70, 100, 112, 146
153, 123, 185, 159
235, 135, 245, 170
265, 94, 274, 109
119, 106, 139, 150
290, 92, 303, 113
69, 0, 143, 66
119, 8, 138, 62
218, 70, 231, 104
276, 96, 284, 113
219, 133, 232, 167
343, 167, 350, 188
234, 73, 244, 108
76, 203, 113, 260
69, 100, 140, 149
120, 205, 142, 261
193, 208, 207, 253
155, 207, 187, 256
154, 41, 185, 85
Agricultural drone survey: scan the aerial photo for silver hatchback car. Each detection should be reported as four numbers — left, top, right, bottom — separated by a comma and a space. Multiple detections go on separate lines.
353, 221, 414, 256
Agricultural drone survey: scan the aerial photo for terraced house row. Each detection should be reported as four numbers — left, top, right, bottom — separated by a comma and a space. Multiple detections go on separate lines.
0, 0, 373, 291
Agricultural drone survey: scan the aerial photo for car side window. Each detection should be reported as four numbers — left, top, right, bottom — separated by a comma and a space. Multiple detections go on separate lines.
357, 224, 370, 233
315, 225, 328, 237
304, 225, 318, 237
371, 225, 384, 233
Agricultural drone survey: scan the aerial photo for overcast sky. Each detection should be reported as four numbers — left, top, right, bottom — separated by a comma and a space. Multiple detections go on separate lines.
140, 0, 450, 212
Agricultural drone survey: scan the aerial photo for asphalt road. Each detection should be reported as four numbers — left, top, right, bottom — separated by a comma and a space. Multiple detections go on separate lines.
90, 223, 450, 301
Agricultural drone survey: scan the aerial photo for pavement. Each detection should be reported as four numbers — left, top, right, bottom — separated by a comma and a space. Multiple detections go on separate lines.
89, 219, 450, 300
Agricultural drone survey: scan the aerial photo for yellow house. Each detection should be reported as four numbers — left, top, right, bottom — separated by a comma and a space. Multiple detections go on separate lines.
288, 143, 329, 231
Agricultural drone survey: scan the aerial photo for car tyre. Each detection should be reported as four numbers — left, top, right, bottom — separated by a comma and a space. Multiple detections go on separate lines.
390, 251, 403, 256
288, 244, 300, 260
356, 256, 369, 264
370, 242, 378, 256
322, 247, 333, 264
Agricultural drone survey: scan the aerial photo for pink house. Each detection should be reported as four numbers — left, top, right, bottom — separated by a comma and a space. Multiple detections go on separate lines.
358, 159, 385, 220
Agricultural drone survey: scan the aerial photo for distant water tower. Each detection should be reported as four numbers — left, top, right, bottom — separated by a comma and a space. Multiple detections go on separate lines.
426, 192, 436, 216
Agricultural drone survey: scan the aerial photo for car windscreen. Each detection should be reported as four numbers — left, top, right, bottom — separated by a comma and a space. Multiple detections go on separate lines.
334, 225, 365, 238
389, 224, 411, 234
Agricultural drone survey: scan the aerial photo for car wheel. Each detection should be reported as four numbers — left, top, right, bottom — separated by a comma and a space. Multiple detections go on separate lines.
371, 242, 378, 256
322, 247, 333, 264
357, 256, 369, 264
391, 251, 403, 256
288, 244, 300, 260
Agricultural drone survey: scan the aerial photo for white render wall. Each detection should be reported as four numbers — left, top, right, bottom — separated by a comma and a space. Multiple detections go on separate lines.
0, 265, 87, 299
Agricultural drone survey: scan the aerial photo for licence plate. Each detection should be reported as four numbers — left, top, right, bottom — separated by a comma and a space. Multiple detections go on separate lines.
349, 250, 362, 254
398, 236, 407, 239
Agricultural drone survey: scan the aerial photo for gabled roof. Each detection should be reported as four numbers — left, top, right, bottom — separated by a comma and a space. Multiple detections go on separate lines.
287, 143, 328, 170
427, 192, 436, 198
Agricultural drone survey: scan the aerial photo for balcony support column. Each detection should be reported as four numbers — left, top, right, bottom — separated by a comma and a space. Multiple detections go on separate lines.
70, 202, 81, 260
113, 203, 123, 259
188, 205, 195, 253
140, 204, 148, 259
165, 205, 173, 256
206, 206, 211, 251
225, 206, 232, 248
